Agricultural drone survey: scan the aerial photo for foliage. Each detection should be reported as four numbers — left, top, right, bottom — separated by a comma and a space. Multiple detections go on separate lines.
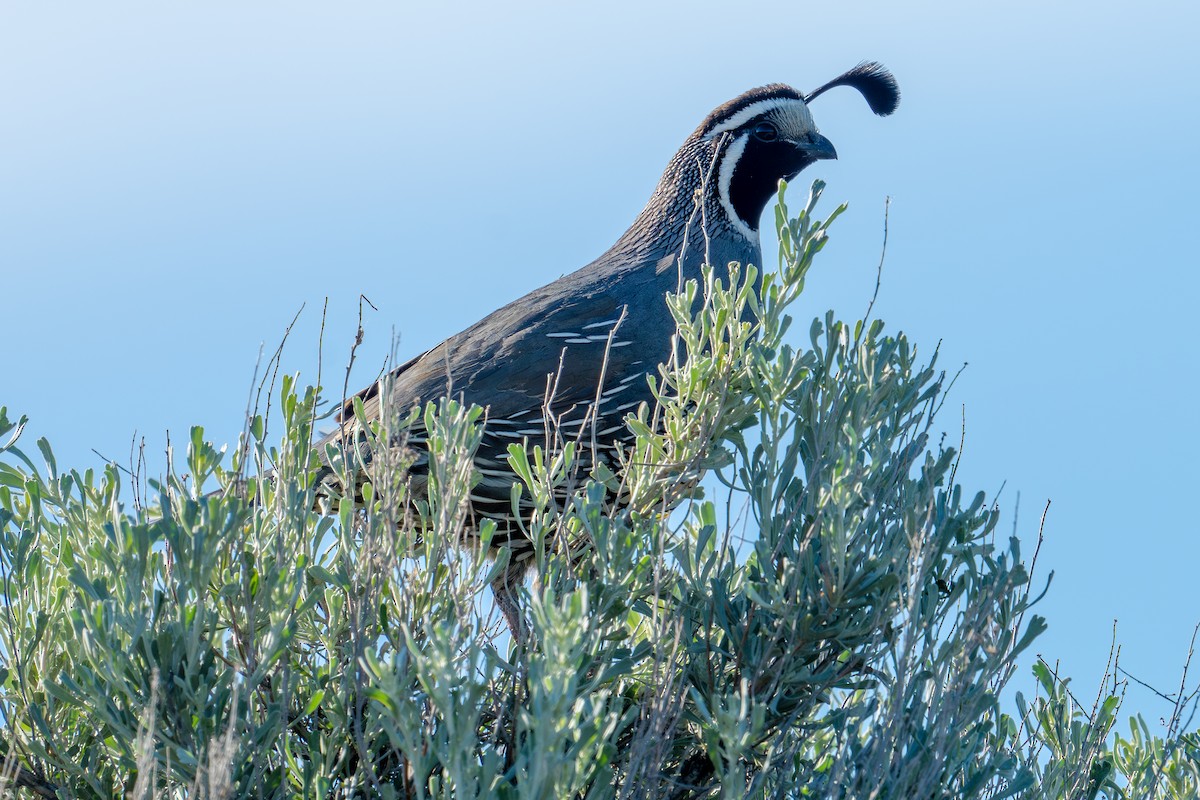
0, 181, 1196, 798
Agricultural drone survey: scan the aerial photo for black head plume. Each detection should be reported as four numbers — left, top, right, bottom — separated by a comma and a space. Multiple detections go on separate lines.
805, 62, 900, 116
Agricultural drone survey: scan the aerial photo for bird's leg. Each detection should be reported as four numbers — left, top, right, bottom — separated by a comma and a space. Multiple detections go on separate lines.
490, 558, 528, 643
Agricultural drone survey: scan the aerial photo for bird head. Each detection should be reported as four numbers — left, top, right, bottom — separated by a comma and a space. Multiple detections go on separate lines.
697, 62, 900, 240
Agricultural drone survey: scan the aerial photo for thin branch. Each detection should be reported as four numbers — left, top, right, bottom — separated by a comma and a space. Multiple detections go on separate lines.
861, 194, 890, 326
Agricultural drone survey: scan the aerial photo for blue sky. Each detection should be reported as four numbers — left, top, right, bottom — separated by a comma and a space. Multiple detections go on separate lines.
4, 1, 1198, 719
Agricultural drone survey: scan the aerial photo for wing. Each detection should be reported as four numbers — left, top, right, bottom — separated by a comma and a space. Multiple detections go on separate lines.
313, 254, 672, 492
313, 226, 758, 513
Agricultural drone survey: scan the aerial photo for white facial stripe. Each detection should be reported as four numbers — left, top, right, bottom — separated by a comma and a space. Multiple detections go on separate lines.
717, 133, 756, 242
706, 96, 814, 137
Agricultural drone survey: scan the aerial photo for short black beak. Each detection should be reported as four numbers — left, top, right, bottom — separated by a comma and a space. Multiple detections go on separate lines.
796, 133, 837, 161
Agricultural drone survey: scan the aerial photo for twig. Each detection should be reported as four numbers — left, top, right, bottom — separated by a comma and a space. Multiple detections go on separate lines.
861, 195, 890, 326
261, 305, 306, 442
1146, 621, 1200, 797
0, 755, 59, 799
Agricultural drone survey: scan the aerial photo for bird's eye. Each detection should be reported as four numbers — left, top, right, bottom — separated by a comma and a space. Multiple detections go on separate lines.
751, 121, 778, 142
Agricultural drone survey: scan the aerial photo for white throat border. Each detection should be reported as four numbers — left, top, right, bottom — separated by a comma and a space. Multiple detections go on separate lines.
716, 133, 757, 242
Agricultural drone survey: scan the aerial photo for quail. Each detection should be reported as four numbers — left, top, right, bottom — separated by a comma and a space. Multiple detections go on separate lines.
316, 63, 899, 635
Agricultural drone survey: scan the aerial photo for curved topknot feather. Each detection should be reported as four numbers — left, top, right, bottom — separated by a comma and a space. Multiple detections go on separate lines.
805, 62, 900, 116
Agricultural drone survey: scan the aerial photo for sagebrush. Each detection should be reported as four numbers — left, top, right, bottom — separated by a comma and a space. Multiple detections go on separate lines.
1, 182, 1196, 799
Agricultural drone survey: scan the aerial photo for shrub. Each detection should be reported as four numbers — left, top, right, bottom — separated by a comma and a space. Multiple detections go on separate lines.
1, 182, 1195, 798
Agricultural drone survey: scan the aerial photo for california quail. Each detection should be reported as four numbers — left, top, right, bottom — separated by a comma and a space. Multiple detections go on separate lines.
317, 63, 899, 635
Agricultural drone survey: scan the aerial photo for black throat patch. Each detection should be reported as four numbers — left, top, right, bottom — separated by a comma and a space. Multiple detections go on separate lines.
727, 138, 811, 232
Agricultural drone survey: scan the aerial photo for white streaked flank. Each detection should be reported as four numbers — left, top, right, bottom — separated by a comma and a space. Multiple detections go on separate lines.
582, 318, 620, 330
